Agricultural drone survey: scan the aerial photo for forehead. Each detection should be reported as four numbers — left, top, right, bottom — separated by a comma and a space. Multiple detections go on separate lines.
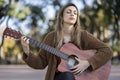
64, 6, 77, 11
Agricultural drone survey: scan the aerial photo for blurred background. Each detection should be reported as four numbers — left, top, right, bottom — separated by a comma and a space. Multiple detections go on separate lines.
0, 0, 120, 80
0, 0, 120, 67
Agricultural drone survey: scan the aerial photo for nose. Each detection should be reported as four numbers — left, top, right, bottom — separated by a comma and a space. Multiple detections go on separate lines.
70, 11, 75, 16
70, 12, 74, 16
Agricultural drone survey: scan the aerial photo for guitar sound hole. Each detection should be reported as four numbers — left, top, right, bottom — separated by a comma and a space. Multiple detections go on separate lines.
67, 55, 78, 68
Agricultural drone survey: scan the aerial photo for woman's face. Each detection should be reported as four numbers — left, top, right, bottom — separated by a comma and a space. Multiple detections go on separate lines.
63, 6, 77, 25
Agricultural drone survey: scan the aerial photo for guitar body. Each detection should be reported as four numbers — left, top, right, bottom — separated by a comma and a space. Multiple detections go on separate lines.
58, 43, 111, 80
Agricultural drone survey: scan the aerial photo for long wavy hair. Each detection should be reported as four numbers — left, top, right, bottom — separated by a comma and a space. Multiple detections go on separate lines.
54, 3, 81, 49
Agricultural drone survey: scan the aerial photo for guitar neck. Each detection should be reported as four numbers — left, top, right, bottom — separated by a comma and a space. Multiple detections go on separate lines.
29, 37, 69, 60
3, 27, 69, 60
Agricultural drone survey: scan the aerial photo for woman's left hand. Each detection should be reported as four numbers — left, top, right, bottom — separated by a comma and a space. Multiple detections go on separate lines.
70, 57, 90, 75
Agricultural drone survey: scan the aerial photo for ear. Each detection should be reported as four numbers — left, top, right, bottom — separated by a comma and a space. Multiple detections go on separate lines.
0, 26, 6, 47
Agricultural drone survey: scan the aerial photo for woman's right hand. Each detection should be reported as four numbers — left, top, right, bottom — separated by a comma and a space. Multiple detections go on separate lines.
21, 36, 30, 56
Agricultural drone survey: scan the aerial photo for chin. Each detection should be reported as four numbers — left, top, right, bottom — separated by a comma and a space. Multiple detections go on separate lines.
69, 22, 75, 25
68, 20, 76, 24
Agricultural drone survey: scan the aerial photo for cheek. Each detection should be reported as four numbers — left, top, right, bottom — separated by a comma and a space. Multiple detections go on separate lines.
75, 17, 77, 22
75, 15, 77, 20
74, 16, 77, 22
63, 14, 69, 22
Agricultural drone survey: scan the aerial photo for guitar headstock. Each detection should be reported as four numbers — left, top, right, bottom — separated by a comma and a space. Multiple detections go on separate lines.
3, 27, 22, 40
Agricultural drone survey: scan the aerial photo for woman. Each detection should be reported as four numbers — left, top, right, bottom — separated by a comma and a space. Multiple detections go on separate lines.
21, 3, 113, 80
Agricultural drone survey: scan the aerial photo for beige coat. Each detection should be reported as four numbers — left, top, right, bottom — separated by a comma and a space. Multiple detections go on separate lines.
23, 30, 113, 80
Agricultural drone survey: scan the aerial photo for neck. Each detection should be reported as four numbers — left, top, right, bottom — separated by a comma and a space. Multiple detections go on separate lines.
63, 23, 74, 35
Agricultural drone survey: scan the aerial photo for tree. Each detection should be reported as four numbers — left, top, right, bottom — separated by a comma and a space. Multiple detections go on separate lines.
0, 0, 120, 64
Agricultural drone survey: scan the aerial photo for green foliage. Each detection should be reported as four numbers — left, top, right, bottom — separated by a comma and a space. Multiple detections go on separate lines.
112, 40, 120, 52
29, 6, 45, 22
8, 2, 31, 20
0, 0, 5, 7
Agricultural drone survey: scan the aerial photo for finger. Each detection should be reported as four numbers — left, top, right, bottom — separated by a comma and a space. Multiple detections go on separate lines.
71, 68, 81, 75
23, 37, 27, 41
22, 36, 29, 43
80, 69, 85, 74
70, 67, 77, 72
70, 65, 77, 70
70, 65, 80, 73
21, 36, 29, 44
21, 36, 25, 43
75, 57, 81, 62
21, 36, 26, 39
74, 67, 86, 75
26, 38, 30, 44
71, 68, 79, 73
74, 70, 81, 75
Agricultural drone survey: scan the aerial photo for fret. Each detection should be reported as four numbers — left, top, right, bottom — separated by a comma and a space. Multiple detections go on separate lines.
29, 37, 68, 60
3, 27, 69, 60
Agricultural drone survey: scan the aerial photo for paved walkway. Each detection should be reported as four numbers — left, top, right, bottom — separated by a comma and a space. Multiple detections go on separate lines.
108, 65, 120, 80
0, 65, 120, 80
0, 65, 46, 80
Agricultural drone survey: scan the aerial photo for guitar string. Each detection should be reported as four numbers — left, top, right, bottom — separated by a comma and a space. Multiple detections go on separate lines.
29, 37, 68, 60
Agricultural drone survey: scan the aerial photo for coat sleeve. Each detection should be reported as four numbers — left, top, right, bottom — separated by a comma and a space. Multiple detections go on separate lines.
22, 31, 55, 69
81, 30, 113, 70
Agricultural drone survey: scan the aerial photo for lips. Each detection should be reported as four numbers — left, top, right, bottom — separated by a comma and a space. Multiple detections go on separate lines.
69, 17, 75, 20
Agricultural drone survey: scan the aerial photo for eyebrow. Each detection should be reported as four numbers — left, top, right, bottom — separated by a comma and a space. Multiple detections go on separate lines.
67, 9, 77, 12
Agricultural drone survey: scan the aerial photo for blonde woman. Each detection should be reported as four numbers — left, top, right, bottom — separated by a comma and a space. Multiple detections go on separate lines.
21, 3, 113, 80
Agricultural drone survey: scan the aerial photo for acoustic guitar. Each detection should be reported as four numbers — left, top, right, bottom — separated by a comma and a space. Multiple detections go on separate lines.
59, 43, 111, 80
2, 27, 111, 80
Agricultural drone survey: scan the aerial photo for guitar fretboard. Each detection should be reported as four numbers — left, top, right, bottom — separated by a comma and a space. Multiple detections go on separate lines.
3, 27, 69, 60
29, 37, 69, 60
